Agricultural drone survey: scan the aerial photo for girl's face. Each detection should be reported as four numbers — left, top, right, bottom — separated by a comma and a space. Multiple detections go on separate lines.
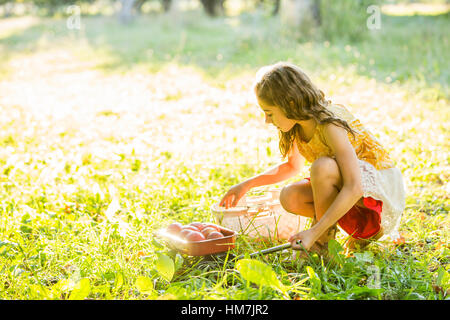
257, 97, 297, 132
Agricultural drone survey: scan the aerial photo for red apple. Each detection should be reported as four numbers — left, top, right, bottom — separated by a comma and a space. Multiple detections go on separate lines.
185, 231, 206, 242
189, 222, 205, 231
207, 231, 224, 240
166, 222, 183, 235
202, 223, 220, 232
201, 227, 218, 238
181, 225, 199, 232
180, 229, 194, 239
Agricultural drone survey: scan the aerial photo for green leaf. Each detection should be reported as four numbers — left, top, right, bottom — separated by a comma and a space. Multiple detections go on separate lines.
155, 253, 175, 282
21, 213, 31, 224
114, 272, 124, 291
347, 286, 384, 299
69, 278, 91, 300
405, 292, 425, 300
0, 240, 18, 248
29, 284, 51, 300
436, 267, 449, 287
328, 239, 344, 264
52, 278, 75, 295
174, 253, 184, 271
151, 238, 164, 249
306, 266, 322, 291
236, 259, 285, 292
328, 239, 343, 254
92, 284, 112, 299
20, 225, 32, 234
135, 276, 154, 295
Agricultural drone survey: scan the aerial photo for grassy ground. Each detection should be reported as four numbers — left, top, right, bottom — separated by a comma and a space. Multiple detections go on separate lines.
0, 5, 448, 300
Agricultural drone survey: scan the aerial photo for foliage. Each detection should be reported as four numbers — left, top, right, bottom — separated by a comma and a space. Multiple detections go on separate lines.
319, 0, 384, 42
236, 259, 287, 294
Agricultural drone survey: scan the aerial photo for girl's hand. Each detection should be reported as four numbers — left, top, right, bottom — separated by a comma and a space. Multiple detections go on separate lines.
219, 181, 250, 209
288, 228, 320, 251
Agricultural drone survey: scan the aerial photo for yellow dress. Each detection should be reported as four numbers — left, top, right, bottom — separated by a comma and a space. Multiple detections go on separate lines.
296, 103, 406, 239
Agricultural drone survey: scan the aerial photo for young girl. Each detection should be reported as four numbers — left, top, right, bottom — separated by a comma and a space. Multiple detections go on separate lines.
219, 62, 406, 254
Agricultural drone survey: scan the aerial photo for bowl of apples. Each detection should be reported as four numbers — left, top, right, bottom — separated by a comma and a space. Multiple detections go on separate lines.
156, 222, 237, 256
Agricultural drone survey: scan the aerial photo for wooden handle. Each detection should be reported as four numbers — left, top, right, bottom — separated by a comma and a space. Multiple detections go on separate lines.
235, 242, 293, 260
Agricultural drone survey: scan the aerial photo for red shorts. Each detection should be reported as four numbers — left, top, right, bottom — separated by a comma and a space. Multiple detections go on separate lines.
305, 177, 382, 239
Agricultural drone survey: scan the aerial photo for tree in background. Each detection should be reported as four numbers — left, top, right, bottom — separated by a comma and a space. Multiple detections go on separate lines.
1, 0, 98, 16
120, 0, 173, 23
134, 0, 172, 13
257, 0, 281, 16
0, 0, 14, 17
272, 0, 280, 15
161, 0, 171, 11
278, 0, 384, 42
279, 0, 321, 37
119, 0, 135, 23
200, 0, 225, 16
132, 0, 225, 16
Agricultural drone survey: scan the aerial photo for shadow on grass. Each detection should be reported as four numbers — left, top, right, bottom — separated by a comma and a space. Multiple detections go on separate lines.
0, 10, 448, 97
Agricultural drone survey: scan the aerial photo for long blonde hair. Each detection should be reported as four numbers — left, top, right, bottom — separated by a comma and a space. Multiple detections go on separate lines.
253, 62, 356, 159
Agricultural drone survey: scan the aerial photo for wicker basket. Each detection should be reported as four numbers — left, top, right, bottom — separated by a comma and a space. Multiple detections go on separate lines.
211, 190, 309, 240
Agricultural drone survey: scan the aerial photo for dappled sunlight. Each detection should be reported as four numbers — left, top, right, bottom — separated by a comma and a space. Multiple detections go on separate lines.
0, 16, 40, 39
0, 41, 447, 204
0, 49, 268, 200
382, 3, 450, 16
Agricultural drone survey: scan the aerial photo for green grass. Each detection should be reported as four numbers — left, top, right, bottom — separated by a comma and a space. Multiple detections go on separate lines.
0, 6, 449, 300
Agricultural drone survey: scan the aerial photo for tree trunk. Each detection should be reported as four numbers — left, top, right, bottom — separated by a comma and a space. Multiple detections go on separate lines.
166, 0, 183, 25
168, 0, 181, 14
280, 0, 320, 29
133, 0, 172, 13
312, 0, 321, 26
134, 0, 145, 13
200, 0, 225, 17
161, 0, 172, 12
119, 0, 136, 23
3, 2, 14, 17
257, 0, 281, 16
273, 0, 280, 16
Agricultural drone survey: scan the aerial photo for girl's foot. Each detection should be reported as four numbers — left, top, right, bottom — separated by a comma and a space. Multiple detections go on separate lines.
291, 224, 337, 260
317, 223, 338, 244
344, 226, 384, 252
292, 241, 329, 260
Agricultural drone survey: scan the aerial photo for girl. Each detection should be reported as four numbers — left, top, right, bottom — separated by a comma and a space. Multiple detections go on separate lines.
219, 62, 406, 254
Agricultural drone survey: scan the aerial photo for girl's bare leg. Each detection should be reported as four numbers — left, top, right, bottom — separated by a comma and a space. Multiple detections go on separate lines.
280, 156, 344, 245
309, 157, 343, 244
281, 157, 385, 254
279, 179, 315, 219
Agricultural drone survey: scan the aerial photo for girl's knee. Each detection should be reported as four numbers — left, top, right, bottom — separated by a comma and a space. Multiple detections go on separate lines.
279, 184, 295, 210
310, 156, 341, 185
279, 181, 313, 215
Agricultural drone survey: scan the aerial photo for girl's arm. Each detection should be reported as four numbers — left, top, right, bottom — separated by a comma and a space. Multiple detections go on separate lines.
291, 124, 363, 249
220, 140, 304, 208
246, 139, 305, 189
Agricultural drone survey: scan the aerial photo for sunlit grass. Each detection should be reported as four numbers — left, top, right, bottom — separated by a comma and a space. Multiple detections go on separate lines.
0, 8, 448, 299
0, 16, 40, 39
382, 3, 450, 16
